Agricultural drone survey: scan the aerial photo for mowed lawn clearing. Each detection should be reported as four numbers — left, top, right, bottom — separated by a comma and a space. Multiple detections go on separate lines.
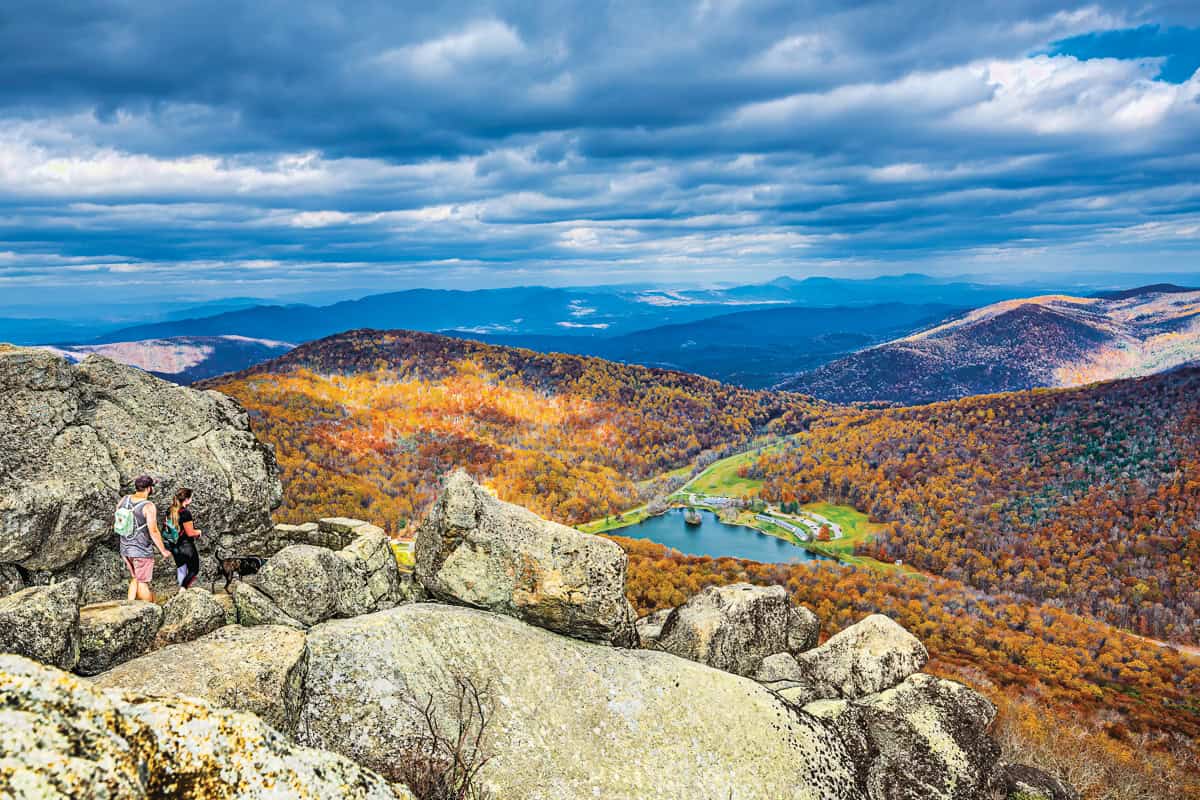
799, 502, 922, 576
577, 506, 652, 534
684, 438, 790, 497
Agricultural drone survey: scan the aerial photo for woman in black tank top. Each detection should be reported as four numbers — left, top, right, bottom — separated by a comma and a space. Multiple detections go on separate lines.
168, 488, 203, 589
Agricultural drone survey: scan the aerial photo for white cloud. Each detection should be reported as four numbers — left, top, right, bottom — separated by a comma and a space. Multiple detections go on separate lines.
957, 55, 1200, 136
379, 20, 526, 78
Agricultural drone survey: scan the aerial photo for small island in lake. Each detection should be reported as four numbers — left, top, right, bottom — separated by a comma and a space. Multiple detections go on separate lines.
683, 508, 702, 526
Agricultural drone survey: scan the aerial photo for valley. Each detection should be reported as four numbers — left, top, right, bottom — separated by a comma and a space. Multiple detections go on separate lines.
200, 325, 1200, 797
203, 329, 826, 530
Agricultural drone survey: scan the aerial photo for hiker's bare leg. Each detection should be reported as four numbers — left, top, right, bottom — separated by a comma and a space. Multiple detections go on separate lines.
127, 578, 137, 601
136, 581, 154, 603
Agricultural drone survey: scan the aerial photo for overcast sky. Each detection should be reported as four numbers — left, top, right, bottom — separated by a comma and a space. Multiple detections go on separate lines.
2, 1, 1199, 304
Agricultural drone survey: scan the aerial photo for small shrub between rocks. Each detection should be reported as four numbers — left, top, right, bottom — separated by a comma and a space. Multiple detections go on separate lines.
388, 675, 494, 800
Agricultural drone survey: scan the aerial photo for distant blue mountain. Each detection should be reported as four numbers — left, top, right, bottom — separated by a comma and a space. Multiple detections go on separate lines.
448, 302, 964, 388
88, 274, 1036, 347
0, 274, 1065, 386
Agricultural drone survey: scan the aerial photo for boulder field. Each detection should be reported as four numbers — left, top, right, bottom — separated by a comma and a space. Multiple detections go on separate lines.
0, 350, 1075, 800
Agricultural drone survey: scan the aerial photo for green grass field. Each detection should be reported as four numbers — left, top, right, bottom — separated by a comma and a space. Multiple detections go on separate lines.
577, 506, 652, 534
684, 449, 768, 496
800, 502, 880, 552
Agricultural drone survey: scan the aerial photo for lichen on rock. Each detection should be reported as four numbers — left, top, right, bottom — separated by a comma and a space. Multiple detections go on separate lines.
0, 653, 410, 799
0, 579, 81, 670
301, 602, 862, 800
76, 600, 163, 676
655, 582, 816, 676
415, 469, 639, 647
91, 623, 309, 737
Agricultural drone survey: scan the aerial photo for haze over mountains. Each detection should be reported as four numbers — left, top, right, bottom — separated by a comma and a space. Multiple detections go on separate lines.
12, 275, 1200, 398
87, 273, 1031, 344
7, 273, 1030, 386
782, 285, 1200, 404
456, 302, 960, 388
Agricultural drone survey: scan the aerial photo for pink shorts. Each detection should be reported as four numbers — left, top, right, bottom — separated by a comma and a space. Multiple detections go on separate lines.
123, 557, 154, 583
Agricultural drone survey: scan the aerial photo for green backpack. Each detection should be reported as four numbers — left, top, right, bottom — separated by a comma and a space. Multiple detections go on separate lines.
162, 516, 182, 546
113, 497, 146, 539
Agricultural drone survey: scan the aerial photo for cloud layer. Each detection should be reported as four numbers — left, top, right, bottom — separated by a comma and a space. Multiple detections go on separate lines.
1, 1, 1199, 303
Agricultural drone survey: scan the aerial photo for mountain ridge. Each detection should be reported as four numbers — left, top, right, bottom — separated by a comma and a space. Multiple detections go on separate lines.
781, 288, 1200, 403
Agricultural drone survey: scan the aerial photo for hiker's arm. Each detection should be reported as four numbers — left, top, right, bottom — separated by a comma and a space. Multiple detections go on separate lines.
145, 505, 171, 558
182, 520, 201, 537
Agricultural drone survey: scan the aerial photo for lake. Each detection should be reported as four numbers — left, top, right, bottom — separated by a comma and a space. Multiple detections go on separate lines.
613, 507, 834, 564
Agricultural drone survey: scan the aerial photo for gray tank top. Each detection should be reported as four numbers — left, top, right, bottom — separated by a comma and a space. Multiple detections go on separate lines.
117, 496, 156, 558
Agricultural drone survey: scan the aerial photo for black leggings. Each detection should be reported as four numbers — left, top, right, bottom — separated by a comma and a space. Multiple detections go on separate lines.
173, 537, 201, 589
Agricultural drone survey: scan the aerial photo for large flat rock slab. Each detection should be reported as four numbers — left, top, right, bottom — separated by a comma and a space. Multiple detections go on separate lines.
77, 600, 162, 676
301, 603, 863, 800
91, 623, 308, 737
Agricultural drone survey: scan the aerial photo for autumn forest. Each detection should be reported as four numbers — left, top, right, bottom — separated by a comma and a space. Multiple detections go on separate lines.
206, 327, 1200, 798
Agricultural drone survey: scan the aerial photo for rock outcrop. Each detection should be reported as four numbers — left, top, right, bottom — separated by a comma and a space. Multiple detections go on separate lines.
239, 517, 379, 558
992, 763, 1081, 800
155, 586, 227, 646
233, 580, 307, 628
233, 525, 405, 629
785, 613, 928, 705
754, 651, 804, 682
415, 469, 639, 647
655, 583, 817, 676
334, 525, 405, 616
247, 544, 344, 627
0, 346, 281, 598
0, 391, 1078, 800
0, 579, 81, 670
92, 624, 309, 737
634, 607, 672, 649
302, 602, 861, 800
0, 654, 409, 799
806, 673, 1000, 800
76, 600, 163, 676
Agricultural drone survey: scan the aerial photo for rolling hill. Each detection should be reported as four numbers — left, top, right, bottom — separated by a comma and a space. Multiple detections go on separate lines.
202, 328, 825, 530
781, 285, 1200, 403
755, 365, 1200, 646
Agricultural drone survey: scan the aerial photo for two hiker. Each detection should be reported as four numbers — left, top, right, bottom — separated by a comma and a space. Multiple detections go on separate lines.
114, 476, 203, 602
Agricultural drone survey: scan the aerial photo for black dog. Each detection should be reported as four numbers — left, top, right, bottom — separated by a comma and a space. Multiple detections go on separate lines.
212, 547, 266, 593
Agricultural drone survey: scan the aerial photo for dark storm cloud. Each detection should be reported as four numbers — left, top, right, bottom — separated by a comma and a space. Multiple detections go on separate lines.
1, 0, 1199, 302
